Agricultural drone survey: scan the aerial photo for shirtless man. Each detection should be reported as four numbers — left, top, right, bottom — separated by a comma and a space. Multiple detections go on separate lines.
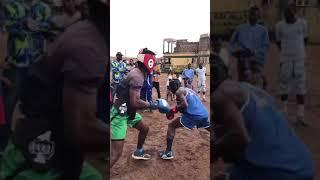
110, 48, 159, 168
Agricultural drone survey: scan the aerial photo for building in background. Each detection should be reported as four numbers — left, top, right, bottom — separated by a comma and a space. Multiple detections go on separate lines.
211, 0, 320, 43
162, 34, 210, 74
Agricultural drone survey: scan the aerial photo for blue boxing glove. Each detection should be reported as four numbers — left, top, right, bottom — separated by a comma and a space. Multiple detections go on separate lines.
149, 100, 158, 111
157, 99, 171, 114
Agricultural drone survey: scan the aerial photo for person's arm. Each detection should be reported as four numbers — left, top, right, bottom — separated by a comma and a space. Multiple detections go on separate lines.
213, 82, 250, 163
255, 27, 270, 62
38, 5, 52, 31
129, 85, 151, 109
121, 63, 127, 73
63, 80, 108, 152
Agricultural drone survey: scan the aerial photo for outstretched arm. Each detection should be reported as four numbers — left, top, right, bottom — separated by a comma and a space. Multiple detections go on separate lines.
129, 85, 151, 109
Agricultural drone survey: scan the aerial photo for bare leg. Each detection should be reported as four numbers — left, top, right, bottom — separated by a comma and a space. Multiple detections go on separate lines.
134, 121, 149, 149
166, 117, 183, 152
110, 140, 125, 168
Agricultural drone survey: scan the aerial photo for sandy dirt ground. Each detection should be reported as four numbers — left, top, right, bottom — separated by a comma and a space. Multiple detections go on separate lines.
110, 75, 211, 180
213, 44, 320, 179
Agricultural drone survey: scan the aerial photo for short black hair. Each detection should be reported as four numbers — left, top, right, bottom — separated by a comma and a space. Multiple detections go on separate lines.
169, 79, 182, 94
137, 61, 148, 73
140, 48, 156, 55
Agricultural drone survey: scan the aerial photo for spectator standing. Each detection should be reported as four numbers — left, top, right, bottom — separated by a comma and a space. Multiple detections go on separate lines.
229, 6, 270, 88
195, 63, 207, 102
275, 4, 309, 126
111, 52, 126, 96
0, 0, 30, 153
182, 63, 194, 89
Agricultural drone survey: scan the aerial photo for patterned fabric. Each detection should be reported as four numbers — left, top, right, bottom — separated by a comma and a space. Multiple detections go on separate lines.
2, 0, 31, 67
111, 60, 126, 84
29, 1, 52, 61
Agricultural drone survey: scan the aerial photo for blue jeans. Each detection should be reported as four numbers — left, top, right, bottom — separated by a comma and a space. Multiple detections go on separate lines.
0, 67, 28, 150
140, 86, 152, 102
140, 74, 153, 102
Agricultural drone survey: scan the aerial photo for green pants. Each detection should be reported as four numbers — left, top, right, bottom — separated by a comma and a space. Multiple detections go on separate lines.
111, 106, 142, 140
0, 143, 102, 180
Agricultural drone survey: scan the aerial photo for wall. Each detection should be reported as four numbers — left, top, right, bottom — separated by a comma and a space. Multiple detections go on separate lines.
174, 41, 199, 53
211, 0, 320, 43
171, 58, 193, 66
301, 7, 320, 43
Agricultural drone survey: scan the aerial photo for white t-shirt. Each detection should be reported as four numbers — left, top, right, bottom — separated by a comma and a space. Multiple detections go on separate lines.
275, 18, 308, 59
196, 67, 206, 81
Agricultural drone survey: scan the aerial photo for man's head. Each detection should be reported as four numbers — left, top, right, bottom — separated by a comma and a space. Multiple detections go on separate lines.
63, 0, 77, 15
134, 48, 156, 74
248, 6, 260, 25
116, 52, 123, 61
199, 63, 203, 69
129, 59, 134, 65
170, 79, 182, 95
188, 63, 191, 69
284, 4, 296, 23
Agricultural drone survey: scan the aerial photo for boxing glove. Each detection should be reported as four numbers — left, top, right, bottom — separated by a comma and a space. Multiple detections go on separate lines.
149, 100, 158, 111
157, 99, 170, 113
166, 106, 178, 120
